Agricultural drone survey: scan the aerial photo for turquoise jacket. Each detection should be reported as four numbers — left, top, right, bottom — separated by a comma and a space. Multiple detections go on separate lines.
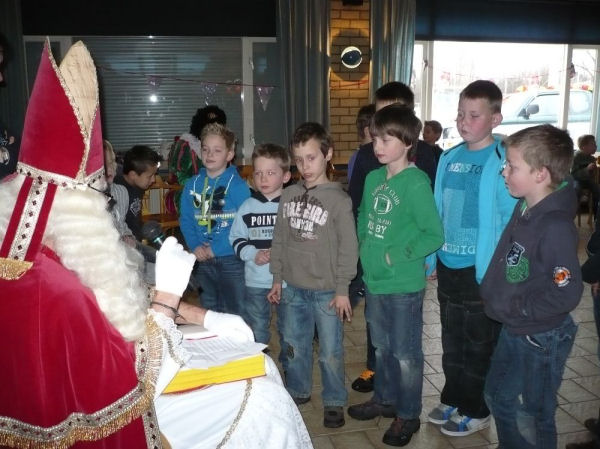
426, 137, 517, 283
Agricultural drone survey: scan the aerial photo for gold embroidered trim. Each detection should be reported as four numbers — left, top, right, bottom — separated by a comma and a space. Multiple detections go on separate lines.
0, 258, 33, 280
46, 39, 99, 184
16, 162, 105, 191
0, 317, 163, 448
140, 315, 165, 449
215, 379, 253, 449
8, 180, 49, 261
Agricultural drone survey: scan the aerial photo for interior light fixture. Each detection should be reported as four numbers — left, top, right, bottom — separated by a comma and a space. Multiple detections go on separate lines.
341, 46, 362, 69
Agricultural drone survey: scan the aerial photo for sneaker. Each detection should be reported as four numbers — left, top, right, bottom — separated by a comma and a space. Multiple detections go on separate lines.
348, 399, 395, 420
440, 413, 490, 436
292, 396, 311, 405
427, 402, 457, 425
382, 417, 420, 447
323, 406, 345, 428
351, 369, 375, 393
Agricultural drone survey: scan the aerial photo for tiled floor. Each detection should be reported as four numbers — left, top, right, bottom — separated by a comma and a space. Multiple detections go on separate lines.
264, 218, 600, 449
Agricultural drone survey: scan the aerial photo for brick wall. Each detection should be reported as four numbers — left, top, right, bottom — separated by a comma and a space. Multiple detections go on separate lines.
329, 0, 370, 165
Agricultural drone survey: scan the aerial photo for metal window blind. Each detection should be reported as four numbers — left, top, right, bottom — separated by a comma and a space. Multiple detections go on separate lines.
74, 36, 244, 155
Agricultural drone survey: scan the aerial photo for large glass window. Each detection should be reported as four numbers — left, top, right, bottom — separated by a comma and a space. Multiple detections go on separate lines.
570, 48, 597, 144
421, 41, 599, 148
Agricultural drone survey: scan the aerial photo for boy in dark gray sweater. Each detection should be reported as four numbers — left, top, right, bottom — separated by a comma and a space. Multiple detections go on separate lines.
481, 124, 583, 449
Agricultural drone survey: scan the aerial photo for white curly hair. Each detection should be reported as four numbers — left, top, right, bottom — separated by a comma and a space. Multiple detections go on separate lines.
0, 174, 148, 341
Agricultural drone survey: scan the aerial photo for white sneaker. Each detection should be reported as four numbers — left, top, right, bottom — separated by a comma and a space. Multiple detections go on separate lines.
440, 413, 490, 436
427, 403, 457, 425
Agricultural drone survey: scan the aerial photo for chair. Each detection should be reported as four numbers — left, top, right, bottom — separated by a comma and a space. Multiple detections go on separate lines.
142, 174, 182, 235
577, 187, 594, 228
237, 164, 254, 186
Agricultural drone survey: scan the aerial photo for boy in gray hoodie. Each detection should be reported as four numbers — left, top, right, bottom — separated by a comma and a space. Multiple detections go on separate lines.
481, 125, 583, 449
268, 122, 358, 429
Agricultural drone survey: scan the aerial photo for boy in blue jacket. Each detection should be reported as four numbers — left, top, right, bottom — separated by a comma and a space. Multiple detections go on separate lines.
180, 123, 250, 315
426, 80, 517, 436
229, 143, 291, 345
481, 125, 582, 449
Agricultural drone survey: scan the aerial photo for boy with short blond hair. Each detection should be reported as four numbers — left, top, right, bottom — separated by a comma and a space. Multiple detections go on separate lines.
426, 80, 518, 436
180, 123, 250, 315
229, 143, 291, 345
482, 124, 583, 449
268, 122, 358, 429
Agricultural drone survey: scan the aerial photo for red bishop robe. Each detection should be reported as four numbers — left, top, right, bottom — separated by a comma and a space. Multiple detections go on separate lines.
0, 246, 162, 448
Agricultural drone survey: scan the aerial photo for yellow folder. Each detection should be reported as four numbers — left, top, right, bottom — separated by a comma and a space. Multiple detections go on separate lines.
163, 353, 266, 394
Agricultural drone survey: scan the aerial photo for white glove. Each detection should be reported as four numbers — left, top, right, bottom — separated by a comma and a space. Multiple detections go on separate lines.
203, 310, 255, 342
155, 236, 196, 297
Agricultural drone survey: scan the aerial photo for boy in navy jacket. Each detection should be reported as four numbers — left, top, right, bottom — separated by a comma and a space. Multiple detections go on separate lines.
481, 125, 583, 449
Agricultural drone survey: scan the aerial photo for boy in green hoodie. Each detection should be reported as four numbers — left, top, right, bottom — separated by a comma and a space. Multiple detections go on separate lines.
348, 105, 443, 447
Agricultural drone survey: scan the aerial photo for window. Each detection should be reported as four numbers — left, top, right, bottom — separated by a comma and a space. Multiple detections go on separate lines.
569, 48, 597, 141
24, 36, 283, 163
412, 41, 600, 148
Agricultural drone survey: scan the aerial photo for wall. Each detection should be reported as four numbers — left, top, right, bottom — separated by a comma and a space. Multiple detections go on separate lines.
21, 0, 276, 37
329, 0, 370, 165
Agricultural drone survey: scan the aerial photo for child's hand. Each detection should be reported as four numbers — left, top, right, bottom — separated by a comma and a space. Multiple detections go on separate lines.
254, 249, 271, 265
204, 244, 214, 259
267, 283, 282, 304
427, 269, 437, 281
593, 282, 600, 296
329, 295, 352, 322
193, 243, 214, 262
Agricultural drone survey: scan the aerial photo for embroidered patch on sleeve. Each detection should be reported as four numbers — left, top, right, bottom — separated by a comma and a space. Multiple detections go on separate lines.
553, 267, 571, 287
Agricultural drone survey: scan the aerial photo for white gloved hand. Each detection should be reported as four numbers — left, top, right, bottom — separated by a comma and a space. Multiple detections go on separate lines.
203, 310, 255, 343
155, 236, 196, 297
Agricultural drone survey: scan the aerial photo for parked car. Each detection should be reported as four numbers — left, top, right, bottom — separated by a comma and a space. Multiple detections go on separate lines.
439, 89, 594, 149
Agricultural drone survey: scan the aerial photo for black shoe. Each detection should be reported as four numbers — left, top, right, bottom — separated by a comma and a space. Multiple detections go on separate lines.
586, 417, 600, 437
292, 396, 311, 405
351, 369, 375, 393
566, 439, 600, 449
348, 399, 395, 420
324, 406, 345, 428
382, 417, 420, 447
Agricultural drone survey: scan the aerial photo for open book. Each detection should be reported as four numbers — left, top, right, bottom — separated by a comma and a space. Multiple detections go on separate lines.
163, 325, 267, 394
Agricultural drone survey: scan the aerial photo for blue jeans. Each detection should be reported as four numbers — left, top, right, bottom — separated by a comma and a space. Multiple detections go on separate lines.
484, 316, 577, 449
366, 288, 424, 419
279, 285, 347, 407
245, 287, 272, 344
194, 255, 245, 315
437, 260, 501, 418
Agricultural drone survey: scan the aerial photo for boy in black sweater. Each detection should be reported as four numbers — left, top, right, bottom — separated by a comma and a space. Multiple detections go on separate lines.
481, 125, 583, 449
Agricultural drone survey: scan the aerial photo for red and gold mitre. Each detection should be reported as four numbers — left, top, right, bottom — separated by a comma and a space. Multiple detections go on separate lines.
0, 39, 104, 280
